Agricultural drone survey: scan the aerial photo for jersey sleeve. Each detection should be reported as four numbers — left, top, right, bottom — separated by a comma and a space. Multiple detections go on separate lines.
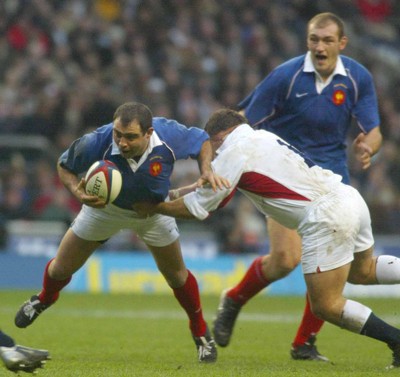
59, 126, 111, 174
238, 68, 289, 127
183, 146, 246, 220
352, 68, 380, 133
154, 118, 209, 160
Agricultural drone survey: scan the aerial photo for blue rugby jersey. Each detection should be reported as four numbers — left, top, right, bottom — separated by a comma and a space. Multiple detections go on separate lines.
238, 53, 380, 183
59, 117, 208, 209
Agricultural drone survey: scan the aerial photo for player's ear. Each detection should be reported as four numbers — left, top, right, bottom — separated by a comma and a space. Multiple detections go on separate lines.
339, 35, 348, 50
146, 127, 154, 137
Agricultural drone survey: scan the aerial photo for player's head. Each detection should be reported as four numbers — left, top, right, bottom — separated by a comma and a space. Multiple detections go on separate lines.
306, 12, 348, 79
113, 102, 154, 159
205, 109, 247, 137
113, 102, 153, 133
205, 109, 247, 152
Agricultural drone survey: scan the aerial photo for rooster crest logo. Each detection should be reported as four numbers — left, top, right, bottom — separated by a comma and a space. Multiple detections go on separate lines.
333, 89, 345, 105
150, 162, 162, 176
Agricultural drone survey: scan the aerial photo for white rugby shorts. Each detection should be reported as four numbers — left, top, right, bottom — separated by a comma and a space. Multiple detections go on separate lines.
71, 204, 179, 247
298, 184, 374, 274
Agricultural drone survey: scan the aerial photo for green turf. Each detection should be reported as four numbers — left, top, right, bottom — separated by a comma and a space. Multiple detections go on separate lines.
0, 291, 399, 376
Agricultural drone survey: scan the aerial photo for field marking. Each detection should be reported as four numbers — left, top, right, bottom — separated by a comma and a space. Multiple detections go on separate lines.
0, 306, 298, 322
2, 306, 400, 324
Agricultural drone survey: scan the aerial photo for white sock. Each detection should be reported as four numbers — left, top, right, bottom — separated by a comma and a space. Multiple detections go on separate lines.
341, 299, 372, 333
376, 255, 400, 284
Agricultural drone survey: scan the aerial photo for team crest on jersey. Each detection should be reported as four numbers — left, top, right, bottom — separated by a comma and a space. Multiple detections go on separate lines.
333, 89, 345, 105
150, 161, 162, 176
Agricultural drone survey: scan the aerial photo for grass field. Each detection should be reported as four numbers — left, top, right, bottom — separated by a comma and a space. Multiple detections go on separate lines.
0, 291, 399, 376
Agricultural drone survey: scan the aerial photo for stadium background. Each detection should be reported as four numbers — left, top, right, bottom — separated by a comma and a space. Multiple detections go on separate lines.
0, 0, 399, 296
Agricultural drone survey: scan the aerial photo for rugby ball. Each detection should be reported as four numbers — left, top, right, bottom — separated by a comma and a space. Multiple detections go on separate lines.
85, 160, 122, 203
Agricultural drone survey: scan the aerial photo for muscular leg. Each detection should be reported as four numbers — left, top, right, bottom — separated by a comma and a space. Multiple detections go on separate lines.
15, 229, 101, 328
348, 246, 400, 286
262, 219, 302, 281
228, 218, 301, 303
306, 263, 400, 367
148, 239, 217, 363
215, 219, 325, 355
305, 264, 350, 326
266, 221, 325, 355
49, 229, 101, 280
39, 229, 100, 303
147, 239, 207, 336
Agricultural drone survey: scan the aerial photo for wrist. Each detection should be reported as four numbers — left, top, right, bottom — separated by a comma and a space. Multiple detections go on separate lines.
169, 189, 180, 200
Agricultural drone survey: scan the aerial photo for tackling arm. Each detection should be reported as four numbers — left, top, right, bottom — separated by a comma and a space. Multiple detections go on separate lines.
196, 140, 230, 192
133, 198, 196, 219
156, 198, 196, 219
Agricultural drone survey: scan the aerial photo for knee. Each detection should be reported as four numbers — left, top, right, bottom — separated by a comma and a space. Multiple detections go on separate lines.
48, 262, 71, 281
279, 252, 300, 274
47, 266, 72, 280
266, 247, 300, 278
308, 299, 332, 322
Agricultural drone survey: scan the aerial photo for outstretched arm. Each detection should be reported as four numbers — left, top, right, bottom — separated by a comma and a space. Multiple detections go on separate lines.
157, 198, 195, 219
133, 198, 195, 219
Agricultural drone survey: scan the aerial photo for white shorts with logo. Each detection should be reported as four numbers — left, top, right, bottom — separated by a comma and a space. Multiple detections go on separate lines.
298, 184, 374, 274
71, 204, 180, 247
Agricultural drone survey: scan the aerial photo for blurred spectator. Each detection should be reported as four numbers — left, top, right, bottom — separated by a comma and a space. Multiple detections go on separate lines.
31, 159, 80, 225
356, 0, 392, 22
0, 0, 399, 253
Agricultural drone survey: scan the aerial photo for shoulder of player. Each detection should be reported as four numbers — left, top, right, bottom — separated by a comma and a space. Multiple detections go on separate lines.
340, 55, 373, 78
269, 55, 306, 85
276, 55, 306, 72
153, 117, 207, 140
91, 123, 114, 140
78, 123, 113, 147
73, 123, 113, 158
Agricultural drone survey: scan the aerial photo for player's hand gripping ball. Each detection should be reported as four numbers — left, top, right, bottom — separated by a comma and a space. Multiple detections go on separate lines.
85, 160, 122, 204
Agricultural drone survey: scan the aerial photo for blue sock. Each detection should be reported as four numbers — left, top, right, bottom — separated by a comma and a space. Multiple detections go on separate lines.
0, 330, 15, 347
361, 313, 400, 345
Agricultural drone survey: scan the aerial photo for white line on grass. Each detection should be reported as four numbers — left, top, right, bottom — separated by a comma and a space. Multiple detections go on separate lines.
2, 306, 400, 324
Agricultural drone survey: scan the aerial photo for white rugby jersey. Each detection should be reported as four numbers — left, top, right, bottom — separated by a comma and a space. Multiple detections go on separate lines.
184, 124, 343, 229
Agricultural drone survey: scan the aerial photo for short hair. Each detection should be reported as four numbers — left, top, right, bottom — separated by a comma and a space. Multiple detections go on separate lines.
308, 12, 345, 39
113, 102, 153, 133
205, 109, 247, 137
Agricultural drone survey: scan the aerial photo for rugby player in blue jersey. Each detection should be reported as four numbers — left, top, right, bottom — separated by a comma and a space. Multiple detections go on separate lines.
14, 101, 228, 363
213, 12, 383, 361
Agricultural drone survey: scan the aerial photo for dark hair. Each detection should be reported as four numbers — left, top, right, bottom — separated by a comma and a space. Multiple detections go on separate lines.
113, 102, 153, 133
205, 109, 247, 136
308, 12, 345, 39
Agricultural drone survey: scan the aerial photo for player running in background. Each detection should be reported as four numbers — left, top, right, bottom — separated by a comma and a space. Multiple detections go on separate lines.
0, 329, 50, 373
14, 102, 228, 363
135, 108, 400, 369
213, 12, 383, 361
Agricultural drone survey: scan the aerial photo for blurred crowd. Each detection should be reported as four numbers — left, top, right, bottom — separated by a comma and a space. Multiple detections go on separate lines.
0, 0, 399, 253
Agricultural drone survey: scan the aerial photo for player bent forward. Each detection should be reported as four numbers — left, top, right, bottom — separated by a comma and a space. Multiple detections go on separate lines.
135, 109, 400, 368
14, 102, 230, 363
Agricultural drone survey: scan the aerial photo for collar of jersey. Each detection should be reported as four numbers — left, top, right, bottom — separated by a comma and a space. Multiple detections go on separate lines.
111, 130, 163, 170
